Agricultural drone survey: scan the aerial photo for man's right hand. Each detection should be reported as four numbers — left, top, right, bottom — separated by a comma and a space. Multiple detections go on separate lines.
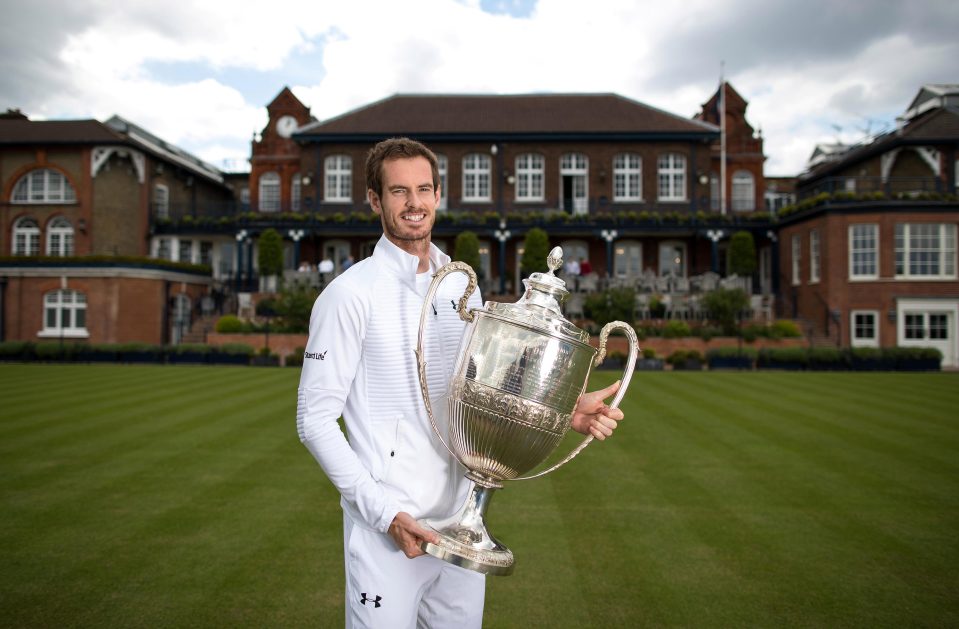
388, 512, 440, 558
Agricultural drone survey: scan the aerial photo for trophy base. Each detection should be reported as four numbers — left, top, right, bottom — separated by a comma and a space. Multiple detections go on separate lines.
418, 484, 515, 576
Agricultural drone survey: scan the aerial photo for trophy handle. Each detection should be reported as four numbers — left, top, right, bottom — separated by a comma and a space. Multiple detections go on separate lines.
415, 261, 479, 467
513, 321, 639, 481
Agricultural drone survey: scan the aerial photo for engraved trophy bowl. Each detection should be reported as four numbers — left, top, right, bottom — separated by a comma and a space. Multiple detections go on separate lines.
415, 246, 639, 576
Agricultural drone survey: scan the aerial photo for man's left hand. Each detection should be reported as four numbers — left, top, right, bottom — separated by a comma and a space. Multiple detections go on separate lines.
570, 380, 624, 440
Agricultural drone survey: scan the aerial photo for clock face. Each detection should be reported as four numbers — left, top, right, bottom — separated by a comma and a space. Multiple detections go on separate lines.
276, 115, 298, 138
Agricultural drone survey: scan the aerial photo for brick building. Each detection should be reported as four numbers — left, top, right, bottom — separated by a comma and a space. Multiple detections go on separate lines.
778, 84, 959, 365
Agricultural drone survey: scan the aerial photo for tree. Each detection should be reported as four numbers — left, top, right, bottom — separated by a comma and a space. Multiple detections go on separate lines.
520, 227, 550, 277
728, 230, 757, 277
453, 231, 482, 278
257, 228, 284, 279
702, 287, 750, 335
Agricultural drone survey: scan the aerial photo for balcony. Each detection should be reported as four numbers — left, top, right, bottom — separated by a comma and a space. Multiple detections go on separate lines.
798, 176, 955, 200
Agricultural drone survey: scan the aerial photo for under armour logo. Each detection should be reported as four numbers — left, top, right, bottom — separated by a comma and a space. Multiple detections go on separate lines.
360, 593, 382, 608
304, 350, 328, 361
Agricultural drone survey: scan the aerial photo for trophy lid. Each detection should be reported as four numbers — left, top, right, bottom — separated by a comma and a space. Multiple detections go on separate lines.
483, 246, 590, 345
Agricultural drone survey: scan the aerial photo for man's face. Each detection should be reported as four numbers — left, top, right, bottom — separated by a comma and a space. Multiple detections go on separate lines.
369, 156, 439, 246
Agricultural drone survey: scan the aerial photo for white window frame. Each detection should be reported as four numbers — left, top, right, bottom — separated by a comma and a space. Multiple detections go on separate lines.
731, 170, 755, 212
436, 154, 448, 210
324, 155, 352, 202
515, 153, 545, 202
659, 240, 687, 277
849, 224, 879, 280
850, 310, 879, 348
46, 216, 74, 257
39, 289, 88, 338
153, 183, 169, 220
12, 216, 40, 256
613, 154, 642, 202
11, 168, 77, 204
155, 237, 172, 261
291, 173, 301, 212
560, 153, 589, 215
657, 153, 687, 202
462, 153, 491, 202
809, 229, 820, 284
791, 234, 802, 286
259, 172, 281, 212
178, 238, 194, 264
894, 223, 957, 279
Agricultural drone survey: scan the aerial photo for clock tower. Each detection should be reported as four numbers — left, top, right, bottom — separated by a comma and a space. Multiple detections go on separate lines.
249, 87, 313, 214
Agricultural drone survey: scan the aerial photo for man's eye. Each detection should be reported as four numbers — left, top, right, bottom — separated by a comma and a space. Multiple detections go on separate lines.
391, 189, 406, 195
419, 187, 433, 193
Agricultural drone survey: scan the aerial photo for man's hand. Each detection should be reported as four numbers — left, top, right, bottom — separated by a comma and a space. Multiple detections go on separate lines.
388, 512, 440, 558
570, 380, 625, 440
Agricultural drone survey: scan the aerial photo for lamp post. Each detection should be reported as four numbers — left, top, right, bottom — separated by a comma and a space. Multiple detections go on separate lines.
706, 229, 724, 274
600, 229, 618, 279
235, 229, 248, 293
289, 229, 305, 269
494, 219, 511, 295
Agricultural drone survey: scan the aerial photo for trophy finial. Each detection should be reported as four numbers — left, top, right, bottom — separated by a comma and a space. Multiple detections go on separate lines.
546, 246, 563, 275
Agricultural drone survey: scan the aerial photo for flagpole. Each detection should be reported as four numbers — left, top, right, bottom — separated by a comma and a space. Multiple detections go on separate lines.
719, 61, 727, 215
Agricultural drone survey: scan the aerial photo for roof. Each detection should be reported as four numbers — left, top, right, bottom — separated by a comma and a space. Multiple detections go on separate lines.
0, 119, 125, 145
904, 84, 959, 120
296, 93, 718, 141
105, 116, 223, 184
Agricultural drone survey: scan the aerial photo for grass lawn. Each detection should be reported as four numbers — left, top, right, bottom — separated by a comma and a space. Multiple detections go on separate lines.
1, 365, 957, 627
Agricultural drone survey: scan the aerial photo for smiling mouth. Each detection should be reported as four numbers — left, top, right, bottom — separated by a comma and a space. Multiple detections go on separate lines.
402, 212, 426, 222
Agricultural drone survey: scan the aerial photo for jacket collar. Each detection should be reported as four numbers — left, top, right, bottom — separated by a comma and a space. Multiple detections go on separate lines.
372, 234, 450, 286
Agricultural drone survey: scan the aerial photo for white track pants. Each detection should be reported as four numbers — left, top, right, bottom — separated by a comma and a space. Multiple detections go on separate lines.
343, 512, 486, 629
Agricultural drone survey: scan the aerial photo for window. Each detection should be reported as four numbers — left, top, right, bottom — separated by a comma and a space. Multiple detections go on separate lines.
178, 239, 193, 264
731, 170, 755, 212
659, 241, 686, 277
791, 234, 801, 285
613, 154, 642, 201
614, 241, 643, 278
462, 153, 491, 202
240, 187, 250, 211
46, 217, 74, 257
153, 184, 169, 220
849, 224, 878, 280
325, 155, 352, 202
515, 153, 544, 201
41, 289, 88, 338
657, 153, 686, 201
156, 238, 172, 261
291, 174, 301, 212
710, 173, 720, 211
560, 153, 588, 215
259, 172, 280, 212
809, 229, 820, 283
436, 154, 448, 210
851, 311, 879, 347
12, 216, 40, 255
895, 223, 956, 279
11, 169, 77, 204
199, 241, 213, 267
904, 313, 925, 339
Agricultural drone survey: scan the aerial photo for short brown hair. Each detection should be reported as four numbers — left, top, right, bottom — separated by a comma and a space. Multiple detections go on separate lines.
365, 137, 439, 198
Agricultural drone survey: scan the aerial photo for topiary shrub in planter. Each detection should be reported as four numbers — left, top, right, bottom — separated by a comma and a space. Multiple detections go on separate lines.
847, 347, 889, 371
252, 347, 280, 367
884, 347, 942, 371
74, 343, 118, 363
115, 343, 163, 363
211, 343, 253, 365
769, 319, 802, 339
662, 319, 691, 339
706, 346, 757, 370
758, 347, 808, 370
34, 342, 75, 362
215, 315, 245, 333
0, 341, 34, 362
285, 346, 306, 368
807, 347, 847, 370
167, 343, 211, 364
636, 347, 664, 370
668, 349, 703, 370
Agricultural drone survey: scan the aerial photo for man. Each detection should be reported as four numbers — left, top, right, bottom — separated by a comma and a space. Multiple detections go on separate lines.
297, 138, 624, 628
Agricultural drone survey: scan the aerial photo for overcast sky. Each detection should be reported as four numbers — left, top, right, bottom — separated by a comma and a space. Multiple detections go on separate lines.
2, 0, 956, 176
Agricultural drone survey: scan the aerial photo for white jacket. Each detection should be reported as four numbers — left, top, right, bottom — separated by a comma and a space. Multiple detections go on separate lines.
297, 235, 482, 533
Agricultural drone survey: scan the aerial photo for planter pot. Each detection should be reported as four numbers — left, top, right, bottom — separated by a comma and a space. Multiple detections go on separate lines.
210, 353, 251, 366
708, 356, 753, 370
252, 355, 280, 367
75, 350, 117, 363
635, 358, 664, 371
120, 351, 162, 364
168, 352, 209, 365
671, 359, 703, 371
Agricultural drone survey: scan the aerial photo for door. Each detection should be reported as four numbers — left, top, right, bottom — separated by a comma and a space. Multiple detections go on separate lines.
898, 299, 958, 367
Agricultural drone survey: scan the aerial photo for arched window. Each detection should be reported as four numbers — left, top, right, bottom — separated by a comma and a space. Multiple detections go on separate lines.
462, 154, 491, 202
259, 172, 280, 212
41, 289, 88, 337
613, 154, 642, 201
657, 153, 686, 201
291, 173, 302, 212
515, 153, 545, 201
12, 168, 77, 204
731, 170, 755, 212
46, 217, 74, 257
436, 154, 448, 210
324, 155, 352, 202
12, 216, 40, 255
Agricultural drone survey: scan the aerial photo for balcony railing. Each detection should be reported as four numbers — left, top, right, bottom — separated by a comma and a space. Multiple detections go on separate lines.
798, 176, 953, 200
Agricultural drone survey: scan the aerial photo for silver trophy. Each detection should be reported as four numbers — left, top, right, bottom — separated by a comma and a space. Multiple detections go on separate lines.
415, 246, 639, 576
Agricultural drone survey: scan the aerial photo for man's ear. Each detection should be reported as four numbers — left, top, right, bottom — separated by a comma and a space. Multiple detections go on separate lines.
368, 189, 382, 215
